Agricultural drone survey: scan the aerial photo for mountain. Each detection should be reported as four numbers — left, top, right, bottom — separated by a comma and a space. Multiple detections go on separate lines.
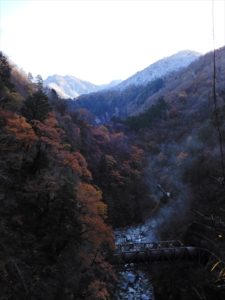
100, 79, 122, 90
125, 46, 225, 126
44, 75, 99, 99
116, 50, 201, 90
122, 46, 225, 300
44, 75, 122, 99
2, 47, 225, 300
128, 47, 225, 116
44, 51, 199, 101
72, 50, 201, 121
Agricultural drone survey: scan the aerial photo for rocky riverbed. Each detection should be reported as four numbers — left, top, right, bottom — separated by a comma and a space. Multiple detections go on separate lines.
114, 222, 157, 299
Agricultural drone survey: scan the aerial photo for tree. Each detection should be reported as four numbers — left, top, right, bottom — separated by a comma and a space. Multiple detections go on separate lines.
0, 52, 11, 82
0, 51, 12, 89
35, 74, 44, 91
22, 90, 51, 121
27, 72, 33, 82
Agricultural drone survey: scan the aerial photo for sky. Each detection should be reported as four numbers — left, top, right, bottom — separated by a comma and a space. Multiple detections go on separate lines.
0, 0, 225, 84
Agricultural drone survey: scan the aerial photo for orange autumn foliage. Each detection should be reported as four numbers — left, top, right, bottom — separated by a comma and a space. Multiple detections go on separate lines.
31, 112, 63, 150
61, 151, 92, 179
1, 111, 37, 146
77, 183, 113, 248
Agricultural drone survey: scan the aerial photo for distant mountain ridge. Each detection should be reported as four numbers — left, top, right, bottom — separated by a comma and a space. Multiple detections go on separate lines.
116, 50, 201, 90
44, 75, 122, 99
44, 50, 201, 99
72, 49, 202, 121
44, 50, 200, 100
44, 75, 98, 99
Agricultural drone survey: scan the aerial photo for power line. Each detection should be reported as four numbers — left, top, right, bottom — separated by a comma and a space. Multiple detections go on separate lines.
211, 0, 225, 180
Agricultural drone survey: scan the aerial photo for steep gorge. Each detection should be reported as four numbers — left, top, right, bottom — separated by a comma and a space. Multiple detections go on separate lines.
1, 46, 225, 299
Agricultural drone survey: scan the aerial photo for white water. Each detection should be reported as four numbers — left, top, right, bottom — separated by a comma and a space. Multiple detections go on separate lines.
114, 194, 185, 299
115, 223, 157, 299
116, 269, 154, 300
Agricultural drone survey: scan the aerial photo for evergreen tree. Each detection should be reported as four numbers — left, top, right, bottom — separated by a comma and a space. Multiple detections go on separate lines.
36, 74, 44, 91
0, 51, 12, 89
22, 89, 51, 121
27, 72, 33, 82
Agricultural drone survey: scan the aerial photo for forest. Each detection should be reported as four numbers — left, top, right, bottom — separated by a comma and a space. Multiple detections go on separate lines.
0, 51, 151, 299
1, 46, 225, 299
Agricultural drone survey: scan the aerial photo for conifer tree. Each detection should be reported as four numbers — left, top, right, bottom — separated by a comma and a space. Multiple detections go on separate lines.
22, 89, 51, 121
0, 51, 12, 89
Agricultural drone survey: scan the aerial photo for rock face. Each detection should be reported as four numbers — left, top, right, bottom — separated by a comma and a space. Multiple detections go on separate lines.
115, 50, 201, 90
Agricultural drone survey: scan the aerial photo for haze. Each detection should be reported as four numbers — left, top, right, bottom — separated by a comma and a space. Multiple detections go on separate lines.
0, 0, 225, 84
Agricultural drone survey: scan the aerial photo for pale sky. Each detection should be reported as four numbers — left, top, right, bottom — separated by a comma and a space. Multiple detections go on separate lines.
0, 0, 225, 84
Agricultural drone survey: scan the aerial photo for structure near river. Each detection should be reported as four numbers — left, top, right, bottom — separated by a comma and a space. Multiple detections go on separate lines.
111, 240, 225, 290
112, 240, 210, 264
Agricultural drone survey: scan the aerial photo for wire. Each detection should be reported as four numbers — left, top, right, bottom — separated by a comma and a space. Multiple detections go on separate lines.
211, 0, 225, 180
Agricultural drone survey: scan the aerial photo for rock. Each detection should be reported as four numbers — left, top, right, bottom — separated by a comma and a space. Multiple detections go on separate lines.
127, 272, 136, 284
141, 294, 151, 300
128, 287, 136, 294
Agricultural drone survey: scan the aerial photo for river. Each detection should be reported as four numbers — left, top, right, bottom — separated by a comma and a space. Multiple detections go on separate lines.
114, 220, 158, 299
113, 191, 184, 299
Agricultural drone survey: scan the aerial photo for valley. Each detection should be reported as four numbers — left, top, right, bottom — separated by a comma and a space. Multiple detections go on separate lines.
1, 46, 225, 299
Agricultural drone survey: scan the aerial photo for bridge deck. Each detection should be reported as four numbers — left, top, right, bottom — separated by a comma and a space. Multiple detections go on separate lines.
115, 240, 183, 253
112, 240, 218, 266
111, 240, 225, 289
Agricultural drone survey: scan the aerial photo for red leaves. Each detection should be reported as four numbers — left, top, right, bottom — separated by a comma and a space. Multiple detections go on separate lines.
0, 111, 37, 171
31, 112, 63, 149
0, 64, 117, 298
31, 112, 92, 179
1, 111, 37, 146
77, 183, 113, 249
86, 280, 110, 300
61, 152, 92, 179
77, 183, 103, 215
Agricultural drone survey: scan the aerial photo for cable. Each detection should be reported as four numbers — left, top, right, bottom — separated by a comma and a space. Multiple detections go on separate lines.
211, 0, 225, 180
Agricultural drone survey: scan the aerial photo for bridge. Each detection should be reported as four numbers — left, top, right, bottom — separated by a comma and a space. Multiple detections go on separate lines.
112, 240, 211, 264
111, 240, 225, 288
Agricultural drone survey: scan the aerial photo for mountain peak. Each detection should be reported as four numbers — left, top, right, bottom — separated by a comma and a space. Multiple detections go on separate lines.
116, 50, 201, 90
44, 75, 122, 99
44, 50, 201, 99
44, 74, 99, 99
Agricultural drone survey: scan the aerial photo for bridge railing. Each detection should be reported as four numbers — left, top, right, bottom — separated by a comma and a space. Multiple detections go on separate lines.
115, 240, 183, 253
112, 246, 211, 265
112, 241, 225, 290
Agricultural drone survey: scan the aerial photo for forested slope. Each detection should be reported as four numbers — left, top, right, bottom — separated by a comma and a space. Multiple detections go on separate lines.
1, 46, 225, 299
74, 47, 225, 123
0, 52, 150, 299
122, 47, 225, 300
